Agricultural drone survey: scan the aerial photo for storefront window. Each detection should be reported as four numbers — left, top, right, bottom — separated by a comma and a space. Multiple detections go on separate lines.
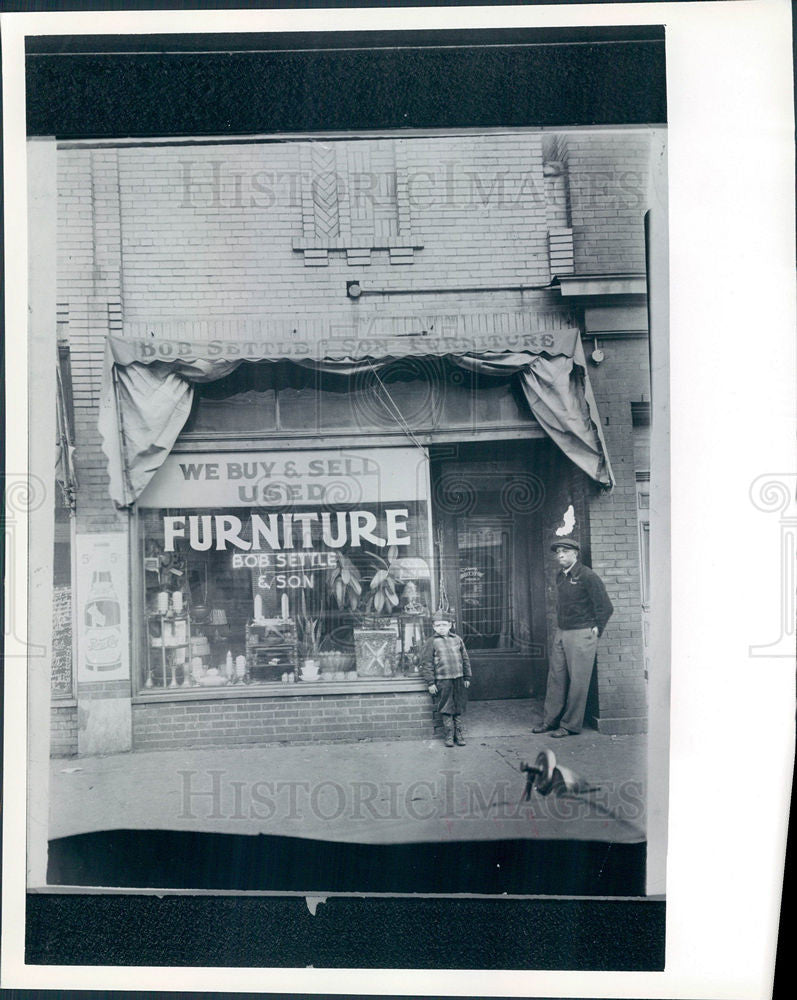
180, 359, 534, 439
136, 448, 433, 692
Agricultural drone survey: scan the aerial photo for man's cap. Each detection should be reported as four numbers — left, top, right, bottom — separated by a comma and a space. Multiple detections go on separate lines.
550, 537, 580, 552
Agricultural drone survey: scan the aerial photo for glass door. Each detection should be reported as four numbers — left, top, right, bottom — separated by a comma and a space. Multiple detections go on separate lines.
457, 517, 515, 650
431, 442, 548, 700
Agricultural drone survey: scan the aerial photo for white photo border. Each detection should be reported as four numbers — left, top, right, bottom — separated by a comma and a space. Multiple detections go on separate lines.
2, 2, 794, 996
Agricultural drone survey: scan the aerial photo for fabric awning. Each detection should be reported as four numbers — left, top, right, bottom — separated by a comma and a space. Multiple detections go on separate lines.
98, 334, 614, 507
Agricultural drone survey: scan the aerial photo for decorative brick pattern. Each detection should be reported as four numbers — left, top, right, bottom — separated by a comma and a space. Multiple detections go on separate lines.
548, 227, 574, 276
311, 144, 340, 240
294, 139, 419, 264
132, 691, 436, 750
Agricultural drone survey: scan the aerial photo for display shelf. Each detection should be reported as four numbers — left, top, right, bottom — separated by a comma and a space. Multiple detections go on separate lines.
246, 618, 299, 681
146, 609, 192, 689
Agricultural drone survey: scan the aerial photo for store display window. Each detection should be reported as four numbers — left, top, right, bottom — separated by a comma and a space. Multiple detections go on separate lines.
136, 448, 434, 693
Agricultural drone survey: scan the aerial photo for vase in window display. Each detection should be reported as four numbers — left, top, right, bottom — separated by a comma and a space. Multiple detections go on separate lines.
302, 659, 319, 681
224, 649, 235, 681
84, 567, 122, 673
198, 668, 227, 687
192, 604, 209, 624
235, 655, 247, 682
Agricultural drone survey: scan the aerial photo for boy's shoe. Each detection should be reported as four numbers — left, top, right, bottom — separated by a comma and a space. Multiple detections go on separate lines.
550, 727, 572, 738
532, 724, 555, 734
453, 719, 466, 746
442, 717, 455, 747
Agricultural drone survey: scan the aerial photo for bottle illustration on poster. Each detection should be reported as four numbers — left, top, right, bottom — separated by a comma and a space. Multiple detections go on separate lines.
76, 535, 129, 682
84, 563, 122, 672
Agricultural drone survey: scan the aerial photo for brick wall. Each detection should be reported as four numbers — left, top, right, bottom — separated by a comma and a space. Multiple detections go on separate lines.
113, 133, 549, 322
132, 691, 435, 750
51, 704, 78, 756
583, 335, 650, 733
58, 147, 126, 532
562, 132, 650, 275
633, 419, 651, 473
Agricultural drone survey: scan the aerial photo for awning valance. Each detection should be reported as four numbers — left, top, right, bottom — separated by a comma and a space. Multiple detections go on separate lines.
98, 335, 614, 508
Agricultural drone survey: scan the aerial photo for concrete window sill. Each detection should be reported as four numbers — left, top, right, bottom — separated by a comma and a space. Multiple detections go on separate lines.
133, 676, 429, 704
51, 697, 77, 708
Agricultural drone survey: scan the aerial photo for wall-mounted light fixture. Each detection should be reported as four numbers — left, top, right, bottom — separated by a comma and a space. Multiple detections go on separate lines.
590, 337, 605, 365
346, 281, 362, 299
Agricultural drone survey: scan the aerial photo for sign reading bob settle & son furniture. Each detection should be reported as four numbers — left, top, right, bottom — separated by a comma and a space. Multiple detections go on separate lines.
75, 533, 130, 683
137, 447, 429, 509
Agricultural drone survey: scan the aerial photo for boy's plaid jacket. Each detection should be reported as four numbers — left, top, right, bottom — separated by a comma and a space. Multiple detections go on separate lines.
419, 633, 472, 684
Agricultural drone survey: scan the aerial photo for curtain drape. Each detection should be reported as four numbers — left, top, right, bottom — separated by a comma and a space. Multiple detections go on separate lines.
98, 336, 613, 507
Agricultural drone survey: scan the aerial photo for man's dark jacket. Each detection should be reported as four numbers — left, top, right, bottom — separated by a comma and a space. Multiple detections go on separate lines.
555, 560, 614, 636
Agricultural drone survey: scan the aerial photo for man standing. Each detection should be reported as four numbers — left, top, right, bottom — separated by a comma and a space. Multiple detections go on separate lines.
534, 538, 613, 738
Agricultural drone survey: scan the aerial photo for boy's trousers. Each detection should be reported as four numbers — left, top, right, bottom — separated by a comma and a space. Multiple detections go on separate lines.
434, 677, 468, 717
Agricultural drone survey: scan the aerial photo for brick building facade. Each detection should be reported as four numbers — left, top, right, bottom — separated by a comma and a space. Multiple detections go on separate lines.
48, 129, 655, 754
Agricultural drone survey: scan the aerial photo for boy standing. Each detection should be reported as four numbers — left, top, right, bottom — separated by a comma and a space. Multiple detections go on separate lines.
420, 611, 471, 747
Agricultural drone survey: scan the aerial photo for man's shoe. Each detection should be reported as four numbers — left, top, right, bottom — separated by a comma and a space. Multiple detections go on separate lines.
532, 724, 554, 734
550, 727, 572, 738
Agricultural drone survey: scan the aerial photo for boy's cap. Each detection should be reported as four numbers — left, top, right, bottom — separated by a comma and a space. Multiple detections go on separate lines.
432, 610, 455, 622
550, 537, 580, 552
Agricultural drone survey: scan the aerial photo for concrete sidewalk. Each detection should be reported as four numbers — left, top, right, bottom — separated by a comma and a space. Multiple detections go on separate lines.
49, 699, 647, 845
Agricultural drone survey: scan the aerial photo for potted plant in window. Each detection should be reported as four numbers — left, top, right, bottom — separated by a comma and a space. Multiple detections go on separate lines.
352, 547, 401, 677
327, 552, 363, 612
297, 614, 321, 681
363, 546, 401, 625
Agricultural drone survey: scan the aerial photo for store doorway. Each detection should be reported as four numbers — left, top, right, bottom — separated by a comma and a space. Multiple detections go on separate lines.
430, 441, 548, 700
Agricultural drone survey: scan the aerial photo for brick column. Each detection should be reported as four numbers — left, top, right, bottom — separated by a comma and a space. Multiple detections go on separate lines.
58, 147, 132, 754
584, 338, 649, 735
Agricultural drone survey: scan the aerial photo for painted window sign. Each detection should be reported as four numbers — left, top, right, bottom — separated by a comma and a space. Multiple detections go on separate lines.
138, 447, 428, 509
137, 447, 433, 693
161, 508, 412, 552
